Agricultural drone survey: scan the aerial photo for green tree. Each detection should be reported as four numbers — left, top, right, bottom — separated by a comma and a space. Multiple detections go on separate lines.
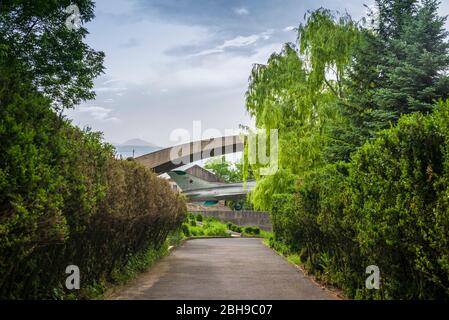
341, 0, 449, 160
0, 0, 105, 110
245, 10, 360, 210
0, 59, 186, 299
378, 0, 449, 115
375, 0, 418, 39
204, 156, 243, 183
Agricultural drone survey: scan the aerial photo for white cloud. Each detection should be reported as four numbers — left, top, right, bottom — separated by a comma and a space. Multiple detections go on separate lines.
233, 7, 249, 16
161, 42, 284, 90
260, 29, 274, 40
88, 12, 213, 84
192, 30, 274, 57
102, 78, 121, 85
219, 34, 260, 49
192, 48, 225, 57
78, 106, 120, 122
94, 87, 128, 93
283, 26, 296, 32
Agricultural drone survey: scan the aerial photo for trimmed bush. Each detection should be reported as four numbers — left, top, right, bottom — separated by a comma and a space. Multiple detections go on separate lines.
0, 65, 186, 299
346, 105, 449, 299
181, 223, 191, 237
270, 102, 449, 299
243, 226, 261, 236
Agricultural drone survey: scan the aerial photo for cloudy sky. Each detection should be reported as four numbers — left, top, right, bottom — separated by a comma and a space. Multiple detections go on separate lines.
65, 0, 449, 147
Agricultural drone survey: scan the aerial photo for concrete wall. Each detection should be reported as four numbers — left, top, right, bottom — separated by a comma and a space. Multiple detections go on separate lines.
187, 202, 230, 212
193, 211, 272, 231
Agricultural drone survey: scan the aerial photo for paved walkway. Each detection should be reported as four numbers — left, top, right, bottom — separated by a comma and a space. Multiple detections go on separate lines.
109, 238, 337, 300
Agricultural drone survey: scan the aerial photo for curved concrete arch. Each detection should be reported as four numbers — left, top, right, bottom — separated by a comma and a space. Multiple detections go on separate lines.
135, 135, 244, 174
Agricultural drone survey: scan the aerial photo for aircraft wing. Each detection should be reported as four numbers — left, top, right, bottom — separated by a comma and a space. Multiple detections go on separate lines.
167, 170, 255, 202
167, 170, 227, 191
182, 181, 256, 202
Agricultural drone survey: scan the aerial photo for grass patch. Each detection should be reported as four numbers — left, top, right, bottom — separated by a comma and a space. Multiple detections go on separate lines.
182, 213, 273, 239
287, 254, 302, 266
227, 222, 272, 239
183, 213, 230, 237
183, 213, 273, 239
110, 243, 169, 284
265, 236, 302, 267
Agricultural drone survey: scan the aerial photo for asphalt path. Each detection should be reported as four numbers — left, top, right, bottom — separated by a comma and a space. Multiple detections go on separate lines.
109, 238, 337, 300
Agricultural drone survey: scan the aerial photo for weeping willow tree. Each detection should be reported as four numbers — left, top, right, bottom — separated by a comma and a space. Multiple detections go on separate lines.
244, 9, 361, 211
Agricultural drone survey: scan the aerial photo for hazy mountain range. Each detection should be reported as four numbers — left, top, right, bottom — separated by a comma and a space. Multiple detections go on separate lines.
113, 139, 161, 158
115, 138, 160, 148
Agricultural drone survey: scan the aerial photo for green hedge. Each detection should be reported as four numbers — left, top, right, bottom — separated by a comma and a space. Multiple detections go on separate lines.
271, 102, 449, 299
0, 64, 186, 299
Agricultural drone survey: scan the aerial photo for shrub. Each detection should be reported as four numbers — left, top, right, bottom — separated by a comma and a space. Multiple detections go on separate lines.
243, 226, 261, 236
346, 105, 449, 299
0, 65, 186, 299
181, 223, 191, 237
271, 102, 449, 299
204, 225, 228, 237
196, 214, 203, 222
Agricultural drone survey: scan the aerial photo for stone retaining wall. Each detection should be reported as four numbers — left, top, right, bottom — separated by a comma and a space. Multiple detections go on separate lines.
192, 210, 272, 231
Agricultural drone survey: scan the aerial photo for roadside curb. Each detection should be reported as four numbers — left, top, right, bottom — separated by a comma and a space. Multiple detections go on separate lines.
262, 240, 347, 300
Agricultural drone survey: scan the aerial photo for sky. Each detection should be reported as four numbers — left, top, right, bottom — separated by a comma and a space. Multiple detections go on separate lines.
65, 0, 449, 147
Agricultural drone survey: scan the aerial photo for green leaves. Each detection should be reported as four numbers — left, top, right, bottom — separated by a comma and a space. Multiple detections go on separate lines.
204, 156, 246, 183
345, 105, 449, 298
244, 11, 359, 210
345, 0, 449, 148
299, 8, 361, 97
0, 61, 186, 299
0, 0, 105, 110
244, 2, 449, 299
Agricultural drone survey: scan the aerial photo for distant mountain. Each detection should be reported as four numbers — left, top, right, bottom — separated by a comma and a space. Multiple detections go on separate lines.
119, 138, 160, 148
112, 139, 161, 158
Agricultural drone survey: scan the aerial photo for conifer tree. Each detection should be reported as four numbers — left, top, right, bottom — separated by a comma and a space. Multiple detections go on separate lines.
338, 0, 449, 161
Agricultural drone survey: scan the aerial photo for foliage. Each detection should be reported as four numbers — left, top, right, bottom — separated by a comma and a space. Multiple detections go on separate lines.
270, 103, 449, 299
341, 0, 449, 159
244, 1, 449, 299
182, 215, 229, 238
107, 243, 169, 293
205, 156, 248, 183
0, 0, 105, 110
227, 223, 243, 234
181, 223, 191, 238
243, 226, 260, 236
0, 63, 186, 299
245, 10, 360, 210
298, 8, 361, 97
346, 103, 449, 298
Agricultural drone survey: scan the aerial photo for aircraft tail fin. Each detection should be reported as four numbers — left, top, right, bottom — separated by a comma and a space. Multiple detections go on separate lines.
167, 170, 222, 192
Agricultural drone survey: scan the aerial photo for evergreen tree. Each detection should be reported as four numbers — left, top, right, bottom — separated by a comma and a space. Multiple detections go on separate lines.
338, 0, 449, 161
377, 0, 449, 115
376, 0, 418, 39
